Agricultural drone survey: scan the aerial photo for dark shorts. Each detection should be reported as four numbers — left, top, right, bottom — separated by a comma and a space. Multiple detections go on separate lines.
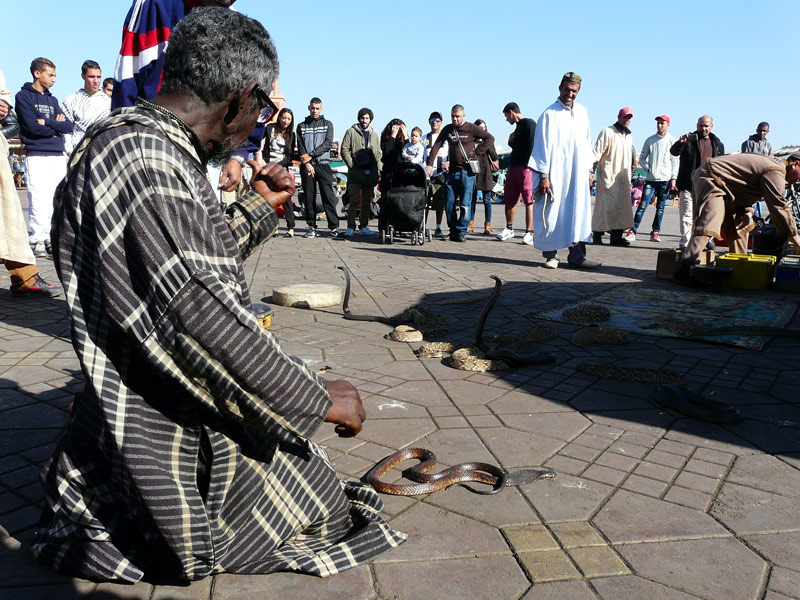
430, 177, 447, 211
503, 165, 533, 207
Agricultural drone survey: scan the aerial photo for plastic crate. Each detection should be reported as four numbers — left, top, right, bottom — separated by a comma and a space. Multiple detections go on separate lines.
773, 255, 800, 292
715, 253, 776, 290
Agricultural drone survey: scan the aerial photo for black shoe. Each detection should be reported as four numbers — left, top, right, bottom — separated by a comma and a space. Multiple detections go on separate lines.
45, 240, 53, 255
609, 238, 631, 247
456, 233, 467, 242
11, 273, 62, 298
592, 235, 604, 245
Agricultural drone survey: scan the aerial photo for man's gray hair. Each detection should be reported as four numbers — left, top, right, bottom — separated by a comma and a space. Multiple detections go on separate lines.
161, 7, 278, 104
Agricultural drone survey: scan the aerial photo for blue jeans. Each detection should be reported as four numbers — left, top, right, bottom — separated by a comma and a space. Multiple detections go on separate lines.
444, 170, 475, 235
633, 180, 669, 233
470, 190, 493, 223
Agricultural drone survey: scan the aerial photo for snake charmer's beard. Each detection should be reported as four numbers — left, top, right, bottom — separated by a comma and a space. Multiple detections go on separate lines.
207, 138, 242, 167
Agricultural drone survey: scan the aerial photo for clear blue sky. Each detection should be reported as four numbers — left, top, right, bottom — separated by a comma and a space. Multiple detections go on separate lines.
1, 0, 797, 152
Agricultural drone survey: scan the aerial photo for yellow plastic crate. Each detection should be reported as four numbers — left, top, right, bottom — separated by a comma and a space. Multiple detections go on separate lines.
715, 253, 776, 290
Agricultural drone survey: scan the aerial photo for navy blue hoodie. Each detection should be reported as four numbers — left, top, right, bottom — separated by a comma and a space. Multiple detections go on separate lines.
15, 82, 73, 155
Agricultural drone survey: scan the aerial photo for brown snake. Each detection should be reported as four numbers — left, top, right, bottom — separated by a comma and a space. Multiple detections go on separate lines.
366, 448, 556, 496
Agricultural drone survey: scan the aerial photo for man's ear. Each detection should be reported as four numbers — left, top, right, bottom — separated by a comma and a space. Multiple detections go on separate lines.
223, 83, 258, 125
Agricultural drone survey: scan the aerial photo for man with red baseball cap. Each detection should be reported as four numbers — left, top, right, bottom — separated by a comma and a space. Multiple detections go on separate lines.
626, 115, 679, 242
591, 106, 637, 246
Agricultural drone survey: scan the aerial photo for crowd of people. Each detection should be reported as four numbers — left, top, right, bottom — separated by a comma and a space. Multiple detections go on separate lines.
2, 0, 800, 588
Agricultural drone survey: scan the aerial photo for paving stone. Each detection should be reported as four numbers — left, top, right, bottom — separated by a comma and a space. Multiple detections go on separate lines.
548, 521, 606, 548
214, 567, 374, 600
438, 380, 506, 406
368, 360, 433, 382
567, 545, 629, 577
522, 474, 613, 522
665, 420, 757, 455
465, 414, 501, 428
663, 486, 712, 511
621, 474, 669, 497
428, 485, 541, 527
594, 451, 640, 472
459, 404, 491, 416
479, 427, 564, 470
0, 582, 97, 599
432, 415, 469, 429
489, 390, 574, 414
378, 502, 509, 562
151, 577, 212, 599
726, 454, 800, 498
544, 455, 586, 476
519, 579, 596, 599
503, 524, 559, 552
411, 428, 495, 467
652, 438, 694, 457
673, 471, 720, 494
592, 575, 700, 600
581, 464, 627, 487
644, 449, 688, 469
356, 417, 437, 449
517, 549, 581, 582
768, 567, 800, 600
374, 555, 529, 600
743, 532, 800, 571
362, 396, 429, 420
683, 457, 728, 479
764, 591, 795, 600
0, 403, 69, 430
632, 461, 678, 483
593, 490, 728, 543
498, 412, 591, 442
711, 482, 800, 534
379, 381, 453, 407
616, 537, 767, 600
558, 443, 602, 462
569, 433, 613, 451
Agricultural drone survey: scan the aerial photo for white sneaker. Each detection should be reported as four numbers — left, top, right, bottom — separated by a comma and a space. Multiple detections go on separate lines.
358, 227, 376, 236
624, 231, 636, 242
344, 227, 355, 237
31, 241, 47, 258
521, 232, 534, 245
544, 258, 559, 269
497, 228, 515, 241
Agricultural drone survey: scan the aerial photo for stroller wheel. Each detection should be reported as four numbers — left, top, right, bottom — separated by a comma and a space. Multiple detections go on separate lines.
419, 230, 425, 246
381, 230, 386, 244
388, 226, 394, 245
411, 232, 417, 246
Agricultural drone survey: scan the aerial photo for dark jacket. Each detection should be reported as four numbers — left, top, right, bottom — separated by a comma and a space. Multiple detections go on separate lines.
1, 107, 20, 139
263, 123, 297, 167
340, 123, 382, 185
476, 145, 499, 192
15, 82, 73, 155
379, 135, 404, 193
670, 132, 724, 191
296, 115, 333, 164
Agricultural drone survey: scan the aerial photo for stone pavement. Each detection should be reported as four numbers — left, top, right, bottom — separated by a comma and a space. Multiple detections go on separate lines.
2, 194, 800, 600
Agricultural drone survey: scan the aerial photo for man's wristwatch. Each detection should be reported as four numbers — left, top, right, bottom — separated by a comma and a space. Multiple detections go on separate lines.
231, 155, 246, 166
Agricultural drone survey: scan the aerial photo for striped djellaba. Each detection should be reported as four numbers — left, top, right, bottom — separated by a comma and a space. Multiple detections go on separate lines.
32, 102, 406, 583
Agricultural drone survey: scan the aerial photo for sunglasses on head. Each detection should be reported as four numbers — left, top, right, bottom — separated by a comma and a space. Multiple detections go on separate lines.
252, 85, 279, 122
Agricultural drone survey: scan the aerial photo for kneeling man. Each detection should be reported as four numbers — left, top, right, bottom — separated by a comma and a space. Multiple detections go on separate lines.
33, 8, 404, 583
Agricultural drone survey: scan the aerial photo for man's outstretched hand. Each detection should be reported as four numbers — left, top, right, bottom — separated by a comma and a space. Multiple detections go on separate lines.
249, 161, 295, 209
323, 379, 366, 437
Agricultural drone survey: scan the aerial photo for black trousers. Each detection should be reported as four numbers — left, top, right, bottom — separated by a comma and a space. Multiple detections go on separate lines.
300, 162, 340, 230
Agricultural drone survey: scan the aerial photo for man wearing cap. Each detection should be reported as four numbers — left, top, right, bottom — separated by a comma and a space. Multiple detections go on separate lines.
675, 152, 800, 281
423, 111, 449, 239
670, 115, 724, 249
627, 115, 678, 242
530, 72, 599, 269
591, 107, 637, 246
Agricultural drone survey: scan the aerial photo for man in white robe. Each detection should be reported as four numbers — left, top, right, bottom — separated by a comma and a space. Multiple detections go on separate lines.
592, 107, 636, 246
530, 72, 601, 269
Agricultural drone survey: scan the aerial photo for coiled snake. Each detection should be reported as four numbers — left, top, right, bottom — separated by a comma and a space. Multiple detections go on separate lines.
366, 447, 556, 496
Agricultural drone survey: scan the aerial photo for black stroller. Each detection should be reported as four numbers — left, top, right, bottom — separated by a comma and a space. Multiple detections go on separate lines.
379, 162, 431, 245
